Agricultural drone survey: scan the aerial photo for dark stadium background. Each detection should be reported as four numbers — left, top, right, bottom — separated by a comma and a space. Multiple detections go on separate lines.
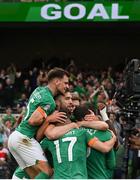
0, 22, 140, 69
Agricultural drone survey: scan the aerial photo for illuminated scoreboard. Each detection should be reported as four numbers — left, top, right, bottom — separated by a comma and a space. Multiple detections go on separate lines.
0, 1, 140, 22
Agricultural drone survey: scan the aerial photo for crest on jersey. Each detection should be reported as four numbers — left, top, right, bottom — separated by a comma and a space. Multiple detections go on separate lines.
44, 104, 50, 111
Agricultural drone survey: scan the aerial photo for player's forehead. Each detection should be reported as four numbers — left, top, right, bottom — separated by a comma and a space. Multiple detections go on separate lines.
64, 92, 72, 99
61, 75, 69, 82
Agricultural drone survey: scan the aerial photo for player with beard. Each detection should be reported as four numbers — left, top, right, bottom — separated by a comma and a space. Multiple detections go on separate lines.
40, 103, 116, 179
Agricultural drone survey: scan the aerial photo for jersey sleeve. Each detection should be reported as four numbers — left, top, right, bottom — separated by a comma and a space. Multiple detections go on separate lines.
40, 101, 53, 116
40, 138, 49, 151
106, 149, 116, 169
86, 129, 99, 147
37, 96, 55, 118
94, 130, 112, 141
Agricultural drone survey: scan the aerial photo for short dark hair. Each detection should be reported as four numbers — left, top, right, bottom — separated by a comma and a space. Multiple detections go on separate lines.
73, 104, 90, 121
47, 67, 69, 82
71, 92, 80, 101
55, 90, 70, 101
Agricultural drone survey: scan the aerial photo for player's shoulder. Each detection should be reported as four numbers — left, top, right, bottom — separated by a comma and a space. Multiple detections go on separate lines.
95, 129, 111, 135
85, 128, 96, 136
35, 86, 48, 94
73, 127, 94, 135
32, 86, 52, 99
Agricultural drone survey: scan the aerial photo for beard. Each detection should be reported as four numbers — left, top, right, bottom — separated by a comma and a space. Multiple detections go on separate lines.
57, 87, 69, 96
57, 89, 65, 96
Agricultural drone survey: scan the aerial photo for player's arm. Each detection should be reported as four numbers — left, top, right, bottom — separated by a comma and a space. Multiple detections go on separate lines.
45, 122, 79, 140
36, 111, 68, 141
106, 149, 116, 169
98, 103, 119, 148
81, 109, 109, 130
99, 103, 117, 134
77, 120, 108, 130
28, 103, 67, 126
28, 106, 46, 126
36, 120, 49, 142
88, 131, 116, 153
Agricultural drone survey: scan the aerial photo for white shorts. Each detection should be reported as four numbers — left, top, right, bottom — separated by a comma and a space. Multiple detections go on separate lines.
8, 130, 47, 169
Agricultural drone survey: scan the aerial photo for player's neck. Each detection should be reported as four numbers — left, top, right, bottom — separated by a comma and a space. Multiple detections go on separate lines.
47, 84, 56, 96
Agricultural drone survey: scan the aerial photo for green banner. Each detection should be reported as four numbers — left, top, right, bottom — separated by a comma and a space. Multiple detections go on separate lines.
0, 1, 140, 22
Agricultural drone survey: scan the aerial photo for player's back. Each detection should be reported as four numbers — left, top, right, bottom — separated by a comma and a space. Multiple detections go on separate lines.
87, 130, 116, 179
41, 128, 89, 179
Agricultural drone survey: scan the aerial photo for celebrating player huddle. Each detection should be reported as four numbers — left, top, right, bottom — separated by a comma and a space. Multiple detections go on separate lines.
8, 67, 116, 179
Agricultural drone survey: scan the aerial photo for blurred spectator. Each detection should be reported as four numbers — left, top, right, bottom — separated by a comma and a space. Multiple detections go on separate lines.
106, 82, 115, 100
0, 143, 9, 161
66, 59, 77, 82
0, 142, 10, 178
103, 80, 115, 100
107, 66, 114, 83
109, 112, 123, 144
85, 74, 95, 86
16, 93, 28, 109
0, 69, 7, 84
107, 99, 120, 113
74, 80, 87, 100
13, 106, 26, 129
3, 78, 15, 107
3, 120, 13, 135
15, 68, 24, 93
0, 83, 5, 107
6, 63, 16, 85
28, 67, 38, 92
69, 82, 74, 92
21, 79, 31, 98
86, 83, 94, 99
0, 125, 9, 146
2, 107, 16, 127
89, 85, 109, 113
37, 70, 47, 86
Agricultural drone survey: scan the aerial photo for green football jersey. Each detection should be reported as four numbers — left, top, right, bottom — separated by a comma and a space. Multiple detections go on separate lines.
16, 86, 56, 138
87, 130, 116, 179
13, 167, 30, 179
40, 128, 96, 179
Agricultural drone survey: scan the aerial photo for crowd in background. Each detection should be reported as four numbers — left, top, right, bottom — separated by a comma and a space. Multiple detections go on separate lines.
0, 60, 139, 178
0, 60, 124, 110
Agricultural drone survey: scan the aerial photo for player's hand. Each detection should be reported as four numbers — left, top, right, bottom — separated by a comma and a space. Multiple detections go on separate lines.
47, 111, 67, 124
109, 130, 116, 142
84, 110, 99, 121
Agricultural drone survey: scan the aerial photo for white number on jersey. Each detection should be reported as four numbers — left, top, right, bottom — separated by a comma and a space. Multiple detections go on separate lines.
54, 137, 77, 163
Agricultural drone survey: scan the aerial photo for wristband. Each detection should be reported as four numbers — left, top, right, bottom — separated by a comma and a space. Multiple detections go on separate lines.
100, 107, 109, 121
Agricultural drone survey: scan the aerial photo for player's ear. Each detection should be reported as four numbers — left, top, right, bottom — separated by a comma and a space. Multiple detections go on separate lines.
55, 78, 61, 86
